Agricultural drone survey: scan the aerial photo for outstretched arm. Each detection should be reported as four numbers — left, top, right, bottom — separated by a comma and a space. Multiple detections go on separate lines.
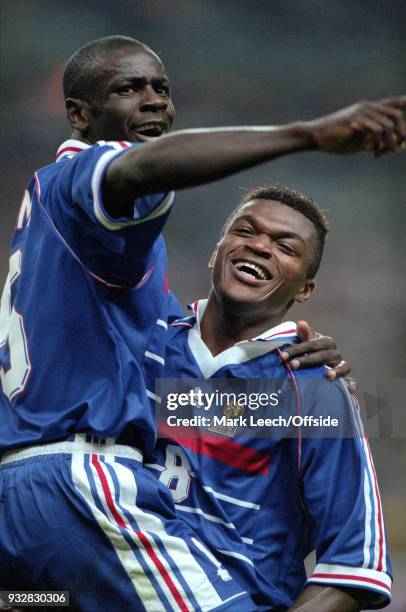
103, 95, 406, 215
308, 96, 406, 155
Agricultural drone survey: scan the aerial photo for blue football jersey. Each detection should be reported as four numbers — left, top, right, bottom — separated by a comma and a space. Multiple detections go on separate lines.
0, 139, 182, 454
148, 299, 392, 610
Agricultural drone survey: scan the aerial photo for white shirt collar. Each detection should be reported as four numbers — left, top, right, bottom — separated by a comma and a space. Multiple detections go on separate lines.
56, 139, 91, 162
187, 298, 297, 378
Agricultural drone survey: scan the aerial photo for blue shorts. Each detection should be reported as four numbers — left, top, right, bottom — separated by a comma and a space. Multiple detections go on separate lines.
0, 436, 256, 611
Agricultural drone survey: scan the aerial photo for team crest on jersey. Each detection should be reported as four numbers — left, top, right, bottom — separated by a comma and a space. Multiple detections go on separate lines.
208, 402, 246, 437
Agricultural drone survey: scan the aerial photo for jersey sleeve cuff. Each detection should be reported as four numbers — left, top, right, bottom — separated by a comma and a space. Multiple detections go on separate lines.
91, 148, 174, 231
307, 563, 392, 608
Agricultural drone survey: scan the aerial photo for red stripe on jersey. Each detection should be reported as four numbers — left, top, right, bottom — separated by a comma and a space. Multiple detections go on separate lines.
118, 140, 130, 148
56, 146, 84, 160
311, 572, 390, 592
261, 328, 297, 341
366, 440, 385, 571
91, 455, 190, 611
170, 322, 193, 328
159, 424, 270, 475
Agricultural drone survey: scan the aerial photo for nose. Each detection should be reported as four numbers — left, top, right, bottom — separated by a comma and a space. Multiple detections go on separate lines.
247, 234, 273, 258
139, 86, 168, 112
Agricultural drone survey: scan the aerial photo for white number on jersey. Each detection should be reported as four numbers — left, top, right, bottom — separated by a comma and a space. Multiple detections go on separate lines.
159, 445, 192, 503
0, 250, 31, 400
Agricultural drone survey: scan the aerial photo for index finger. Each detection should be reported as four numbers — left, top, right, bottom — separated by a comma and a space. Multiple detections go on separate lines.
280, 337, 336, 360
379, 95, 406, 109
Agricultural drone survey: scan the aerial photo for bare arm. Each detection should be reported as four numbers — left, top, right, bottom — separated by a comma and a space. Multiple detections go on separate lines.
103, 95, 406, 215
289, 585, 376, 611
103, 122, 311, 214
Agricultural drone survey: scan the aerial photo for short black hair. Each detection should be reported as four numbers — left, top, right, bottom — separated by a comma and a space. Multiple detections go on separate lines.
221, 184, 329, 278
63, 35, 158, 107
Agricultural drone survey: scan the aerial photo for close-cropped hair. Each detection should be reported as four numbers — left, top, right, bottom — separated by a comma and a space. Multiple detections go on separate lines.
221, 184, 330, 278
63, 35, 155, 108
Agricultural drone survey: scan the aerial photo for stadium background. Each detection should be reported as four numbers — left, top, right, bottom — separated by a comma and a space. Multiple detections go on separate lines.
0, 1, 405, 608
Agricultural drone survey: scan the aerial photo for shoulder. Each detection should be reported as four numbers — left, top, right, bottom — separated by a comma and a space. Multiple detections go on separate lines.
168, 316, 195, 341
294, 368, 354, 417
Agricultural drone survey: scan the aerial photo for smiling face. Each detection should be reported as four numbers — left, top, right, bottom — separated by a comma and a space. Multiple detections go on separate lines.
210, 199, 317, 322
67, 47, 175, 143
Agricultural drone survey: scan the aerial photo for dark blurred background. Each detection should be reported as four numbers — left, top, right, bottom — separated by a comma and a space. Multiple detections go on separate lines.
1, 1, 405, 608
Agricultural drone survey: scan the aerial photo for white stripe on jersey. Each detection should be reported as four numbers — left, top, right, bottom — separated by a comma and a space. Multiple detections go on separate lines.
309, 562, 391, 599
147, 389, 162, 403
215, 549, 254, 567
157, 319, 168, 329
202, 485, 260, 510
145, 350, 165, 365
363, 438, 387, 572
339, 380, 387, 573
363, 468, 372, 569
175, 505, 236, 530
191, 537, 231, 580
91, 148, 174, 231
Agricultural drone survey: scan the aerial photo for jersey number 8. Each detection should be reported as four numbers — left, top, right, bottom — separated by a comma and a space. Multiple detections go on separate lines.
159, 445, 193, 503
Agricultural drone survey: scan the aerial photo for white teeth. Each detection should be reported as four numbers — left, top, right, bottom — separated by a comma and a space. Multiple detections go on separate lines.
234, 260, 268, 280
137, 123, 163, 135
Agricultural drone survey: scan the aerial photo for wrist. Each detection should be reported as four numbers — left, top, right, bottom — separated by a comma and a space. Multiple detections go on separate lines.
288, 121, 319, 151
300, 119, 323, 150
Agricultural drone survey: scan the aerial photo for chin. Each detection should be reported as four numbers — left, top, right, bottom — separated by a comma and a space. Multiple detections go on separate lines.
220, 289, 264, 314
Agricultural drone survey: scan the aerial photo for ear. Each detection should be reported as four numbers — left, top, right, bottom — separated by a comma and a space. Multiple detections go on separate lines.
208, 246, 218, 269
293, 279, 315, 304
65, 98, 92, 133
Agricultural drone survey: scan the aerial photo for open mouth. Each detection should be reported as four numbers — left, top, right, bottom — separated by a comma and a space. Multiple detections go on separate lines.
135, 123, 166, 140
232, 260, 271, 281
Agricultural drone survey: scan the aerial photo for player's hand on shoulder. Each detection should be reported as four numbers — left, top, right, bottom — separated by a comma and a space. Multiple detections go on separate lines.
307, 95, 406, 155
280, 320, 354, 388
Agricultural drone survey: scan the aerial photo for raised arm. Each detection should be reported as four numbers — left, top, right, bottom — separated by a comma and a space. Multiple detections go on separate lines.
103, 123, 311, 213
103, 95, 406, 216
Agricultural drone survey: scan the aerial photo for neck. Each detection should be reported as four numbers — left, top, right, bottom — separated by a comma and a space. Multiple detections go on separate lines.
200, 291, 286, 356
70, 129, 94, 145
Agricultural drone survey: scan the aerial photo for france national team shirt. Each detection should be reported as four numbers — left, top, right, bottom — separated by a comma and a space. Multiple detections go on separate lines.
0, 139, 182, 454
148, 299, 393, 610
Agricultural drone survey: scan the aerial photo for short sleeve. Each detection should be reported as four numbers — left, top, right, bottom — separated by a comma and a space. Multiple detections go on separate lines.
36, 142, 175, 286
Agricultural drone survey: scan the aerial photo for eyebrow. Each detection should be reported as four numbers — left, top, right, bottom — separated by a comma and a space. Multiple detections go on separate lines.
114, 75, 170, 85
233, 214, 306, 245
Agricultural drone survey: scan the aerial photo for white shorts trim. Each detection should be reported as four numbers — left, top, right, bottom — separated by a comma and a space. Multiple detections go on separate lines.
0, 434, 143, 465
